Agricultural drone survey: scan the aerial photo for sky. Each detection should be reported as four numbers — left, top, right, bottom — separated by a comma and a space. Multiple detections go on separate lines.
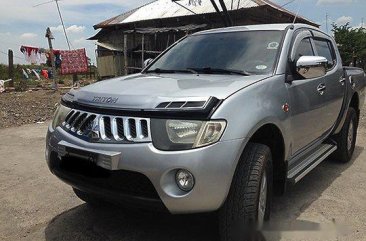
0, 0, 365, 65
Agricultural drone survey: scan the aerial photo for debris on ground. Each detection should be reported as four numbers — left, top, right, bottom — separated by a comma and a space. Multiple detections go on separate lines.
0, 90, 67, 129
0, 79, 12, 93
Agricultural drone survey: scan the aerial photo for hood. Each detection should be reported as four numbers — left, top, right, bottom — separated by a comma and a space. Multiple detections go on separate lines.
67, 73, 270, 109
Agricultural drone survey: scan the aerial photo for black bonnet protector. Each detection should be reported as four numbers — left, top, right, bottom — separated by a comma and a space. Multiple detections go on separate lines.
61, 93, 222, 120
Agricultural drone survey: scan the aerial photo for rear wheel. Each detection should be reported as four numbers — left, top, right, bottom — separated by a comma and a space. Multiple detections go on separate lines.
219, 143, 273, 241
332, 107, 358, 163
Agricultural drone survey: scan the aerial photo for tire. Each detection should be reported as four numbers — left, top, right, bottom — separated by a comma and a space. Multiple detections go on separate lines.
219, 143, 273, 241
332, 107, 358, 163
73, 188, 107, 207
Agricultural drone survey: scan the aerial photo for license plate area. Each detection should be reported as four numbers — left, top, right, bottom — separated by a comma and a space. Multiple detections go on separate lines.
57, 141, 121, 170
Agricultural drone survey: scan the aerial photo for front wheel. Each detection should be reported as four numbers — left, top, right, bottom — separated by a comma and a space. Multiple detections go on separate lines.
219, 143, 273, 241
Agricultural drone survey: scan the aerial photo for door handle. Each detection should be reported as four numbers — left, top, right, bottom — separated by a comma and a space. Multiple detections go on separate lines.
349, 76, 356, 89
339, 77, 345, 85
317, 83, 326, 95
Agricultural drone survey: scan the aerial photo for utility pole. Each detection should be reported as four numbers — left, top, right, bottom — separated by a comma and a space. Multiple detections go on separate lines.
45, 27, 58, 90
8, 49, 14, 87
362, 18, 364, 28
326, 13, 329, 34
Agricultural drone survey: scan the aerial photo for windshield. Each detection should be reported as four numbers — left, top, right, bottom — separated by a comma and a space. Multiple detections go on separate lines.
146, 30, 284, 75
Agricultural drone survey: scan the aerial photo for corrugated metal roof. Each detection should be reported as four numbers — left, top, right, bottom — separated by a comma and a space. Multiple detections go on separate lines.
94, 0, 316, 29
121, 0, 259, 24
95, 0, 263, 28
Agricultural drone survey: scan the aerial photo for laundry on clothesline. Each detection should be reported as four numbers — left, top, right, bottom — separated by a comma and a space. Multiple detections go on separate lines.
32, 69, 41, 80
20, 46, 88, 75
20, 45, 61, 65
60, 48, 88, 75
41, 69, 49, 79
21, 68, 43, 81
22, 69, 29, 79
20, 46, 40, 64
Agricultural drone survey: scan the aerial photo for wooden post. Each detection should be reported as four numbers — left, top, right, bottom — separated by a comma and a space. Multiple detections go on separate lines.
124, 34, 128, 75
45, 27, 58, 90
8, 49, 14, 87
166, 34, 170, 48
141, 34, 145, 68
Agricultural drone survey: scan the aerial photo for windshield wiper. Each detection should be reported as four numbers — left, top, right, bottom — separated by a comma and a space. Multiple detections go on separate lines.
145, 68, 198, 74
145, 68, 175, 74
187, 67, 250, 76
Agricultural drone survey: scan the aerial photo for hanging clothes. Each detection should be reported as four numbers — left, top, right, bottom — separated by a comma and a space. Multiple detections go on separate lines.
20, 46, 40, 64
22, 69, 29, 79
54, 50, 62, 68
45, 50, 62, 68
41, 69, 49, 79
32, 69, 41, 80
60, 48, 88, 75
48, 69, 54, 79
38, 48, 48, 64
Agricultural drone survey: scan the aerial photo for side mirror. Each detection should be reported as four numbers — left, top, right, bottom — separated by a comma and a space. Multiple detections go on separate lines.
296, 56, 327, 79
143, 58, 154, 68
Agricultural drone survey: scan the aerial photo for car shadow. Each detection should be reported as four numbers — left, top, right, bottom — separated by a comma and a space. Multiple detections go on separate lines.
44, 146, 364, 241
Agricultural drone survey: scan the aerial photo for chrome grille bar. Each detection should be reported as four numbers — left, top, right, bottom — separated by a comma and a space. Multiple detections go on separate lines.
61, 109, 151, 143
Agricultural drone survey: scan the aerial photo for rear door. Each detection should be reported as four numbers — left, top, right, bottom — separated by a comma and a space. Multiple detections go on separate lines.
311, 32, 345, 133
287, 30, 330, 154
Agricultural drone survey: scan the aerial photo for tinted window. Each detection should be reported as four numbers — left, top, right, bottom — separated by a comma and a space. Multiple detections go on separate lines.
147, 31, 284, 75
314, 39, 336, 69
294, 38, 314, 61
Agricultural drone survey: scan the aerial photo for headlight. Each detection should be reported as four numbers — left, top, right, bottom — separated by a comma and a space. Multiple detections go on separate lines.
151, 119, 226, 151
52, 104, 71, 129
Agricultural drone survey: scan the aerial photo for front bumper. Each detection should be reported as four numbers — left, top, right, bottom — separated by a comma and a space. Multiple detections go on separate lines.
46, 125, 245, 214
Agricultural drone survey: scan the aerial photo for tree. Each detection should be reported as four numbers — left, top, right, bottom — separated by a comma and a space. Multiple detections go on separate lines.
332, 23, 366, 69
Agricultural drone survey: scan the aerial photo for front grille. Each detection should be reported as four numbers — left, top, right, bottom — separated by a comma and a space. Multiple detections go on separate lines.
62, 109, 151, 143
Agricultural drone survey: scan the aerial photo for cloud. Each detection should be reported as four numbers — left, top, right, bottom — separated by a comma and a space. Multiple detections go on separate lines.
20, 33, 38, 39
317, 0, 354, 5
0, 32, 11, 36
50, 25, 85, 34
335, 16, 353, 25
67, 25, 86, 33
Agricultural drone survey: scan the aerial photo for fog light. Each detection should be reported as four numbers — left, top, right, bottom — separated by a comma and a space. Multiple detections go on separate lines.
176, 169, 195, 192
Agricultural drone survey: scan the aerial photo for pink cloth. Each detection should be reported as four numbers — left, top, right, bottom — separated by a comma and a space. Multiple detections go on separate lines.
60, 49, 88, 75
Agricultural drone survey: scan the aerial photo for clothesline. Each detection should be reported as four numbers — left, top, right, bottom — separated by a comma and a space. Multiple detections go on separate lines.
0, 50, 24, 60
19, 46, 88, 75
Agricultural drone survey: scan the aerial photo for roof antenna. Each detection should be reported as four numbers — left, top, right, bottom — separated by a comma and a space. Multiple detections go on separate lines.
292, 0, 301, 24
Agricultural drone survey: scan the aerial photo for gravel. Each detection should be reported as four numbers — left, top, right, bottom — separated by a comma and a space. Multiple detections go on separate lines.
0, 90, 66, 129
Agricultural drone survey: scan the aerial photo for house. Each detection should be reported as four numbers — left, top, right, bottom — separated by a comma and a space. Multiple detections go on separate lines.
89, 0, 318, 79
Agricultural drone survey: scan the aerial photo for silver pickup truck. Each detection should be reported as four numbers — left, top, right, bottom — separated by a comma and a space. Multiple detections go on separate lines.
46, 24, 365, 239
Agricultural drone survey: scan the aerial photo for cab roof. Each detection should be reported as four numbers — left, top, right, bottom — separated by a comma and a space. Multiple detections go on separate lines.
194, 23, 321, 35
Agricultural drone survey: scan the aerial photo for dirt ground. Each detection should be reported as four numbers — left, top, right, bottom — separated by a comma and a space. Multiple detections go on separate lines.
0, 100, 365, 241
0, 90, 67, 129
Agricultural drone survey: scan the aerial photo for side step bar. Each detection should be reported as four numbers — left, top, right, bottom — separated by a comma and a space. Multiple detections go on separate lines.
287, 143, 337, 184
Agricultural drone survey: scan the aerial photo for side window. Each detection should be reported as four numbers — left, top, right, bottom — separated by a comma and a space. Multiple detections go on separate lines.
294, 38, 314, 61
314, 39, 336, 69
